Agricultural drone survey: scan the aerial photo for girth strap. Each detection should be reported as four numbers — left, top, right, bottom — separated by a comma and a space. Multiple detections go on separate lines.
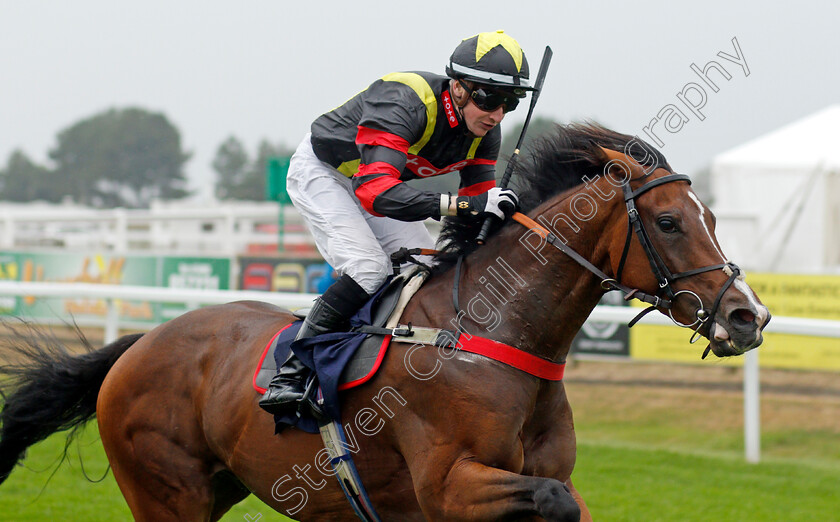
455, 335, 566, 381
367, 322, 568, 381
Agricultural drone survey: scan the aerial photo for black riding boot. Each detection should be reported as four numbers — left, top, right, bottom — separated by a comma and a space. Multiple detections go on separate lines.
259, 274, 370, 414
258, 351, 309, 414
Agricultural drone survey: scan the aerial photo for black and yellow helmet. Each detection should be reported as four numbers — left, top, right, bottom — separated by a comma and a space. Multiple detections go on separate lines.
445, 30, 534, 93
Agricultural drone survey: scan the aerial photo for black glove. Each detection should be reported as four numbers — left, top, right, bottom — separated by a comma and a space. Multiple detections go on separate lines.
455, 187, 519, 219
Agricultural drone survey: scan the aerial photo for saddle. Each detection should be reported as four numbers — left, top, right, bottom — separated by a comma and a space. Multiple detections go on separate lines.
253, 266, 450, 432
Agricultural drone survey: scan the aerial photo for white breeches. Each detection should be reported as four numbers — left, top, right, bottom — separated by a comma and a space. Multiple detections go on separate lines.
286, 134, 436, 294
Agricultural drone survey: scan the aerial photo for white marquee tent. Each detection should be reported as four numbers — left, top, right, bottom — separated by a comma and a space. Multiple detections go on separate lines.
711, 105, 840, 273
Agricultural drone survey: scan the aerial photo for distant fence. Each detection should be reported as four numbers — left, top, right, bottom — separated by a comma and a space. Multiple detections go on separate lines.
0, 281, 837, 464
0, 201, 294, 254
0, 201, 441, 255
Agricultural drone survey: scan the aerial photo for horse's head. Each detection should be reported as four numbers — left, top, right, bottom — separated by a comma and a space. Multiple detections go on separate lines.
437, 123, 769, 358
594, 146, 770, 357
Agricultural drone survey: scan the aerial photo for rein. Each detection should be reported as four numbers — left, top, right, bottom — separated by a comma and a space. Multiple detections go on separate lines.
450, 173, 743, 352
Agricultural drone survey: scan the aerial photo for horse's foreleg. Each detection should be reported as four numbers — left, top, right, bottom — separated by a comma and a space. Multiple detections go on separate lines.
414, 459, 580, 522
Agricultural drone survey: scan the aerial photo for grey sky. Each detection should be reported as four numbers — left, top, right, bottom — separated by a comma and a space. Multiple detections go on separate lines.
2, 0, 838, 201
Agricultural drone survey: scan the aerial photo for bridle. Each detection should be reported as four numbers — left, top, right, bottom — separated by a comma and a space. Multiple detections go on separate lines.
509, 172, 744, 345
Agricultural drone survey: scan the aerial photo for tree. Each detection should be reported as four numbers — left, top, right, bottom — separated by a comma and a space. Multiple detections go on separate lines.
49, 108, 192, 208
212, 136, 250, 199
212, 138, 294, 201
0, 150, 63, 202
247, 140, 294, 200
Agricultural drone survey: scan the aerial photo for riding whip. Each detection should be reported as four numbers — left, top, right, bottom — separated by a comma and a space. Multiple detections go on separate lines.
476, 45, 553, 244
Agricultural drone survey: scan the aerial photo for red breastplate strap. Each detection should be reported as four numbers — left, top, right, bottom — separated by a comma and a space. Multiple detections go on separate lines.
457, 334, 566, 381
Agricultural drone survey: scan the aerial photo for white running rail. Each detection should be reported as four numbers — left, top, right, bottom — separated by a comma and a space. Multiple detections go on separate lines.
0, 280, 837, 464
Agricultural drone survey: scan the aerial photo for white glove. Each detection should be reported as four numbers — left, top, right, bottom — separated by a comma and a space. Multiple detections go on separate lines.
455, 187, 519, 220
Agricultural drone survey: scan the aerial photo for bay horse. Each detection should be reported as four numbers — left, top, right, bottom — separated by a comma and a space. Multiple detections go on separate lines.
0, 123, 769, 521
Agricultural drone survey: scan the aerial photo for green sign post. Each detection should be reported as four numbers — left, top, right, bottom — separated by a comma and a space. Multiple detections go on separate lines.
266, 157, 292, 251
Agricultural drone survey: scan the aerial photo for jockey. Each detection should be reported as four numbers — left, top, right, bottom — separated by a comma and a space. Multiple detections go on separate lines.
260, 30, 533, 414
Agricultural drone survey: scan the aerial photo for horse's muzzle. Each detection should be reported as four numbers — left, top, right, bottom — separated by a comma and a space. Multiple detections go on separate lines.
707, 305, 771, 357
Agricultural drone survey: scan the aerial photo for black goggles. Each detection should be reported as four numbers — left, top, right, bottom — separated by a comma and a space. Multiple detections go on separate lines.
459, 80, 525, 113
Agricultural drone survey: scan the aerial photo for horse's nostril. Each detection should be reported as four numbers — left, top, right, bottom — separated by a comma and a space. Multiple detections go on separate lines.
731, 308, 756, 326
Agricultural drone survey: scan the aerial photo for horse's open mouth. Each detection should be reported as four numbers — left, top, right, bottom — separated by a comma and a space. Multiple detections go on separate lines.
705, 321, 762, 357
707, 336, 746, 357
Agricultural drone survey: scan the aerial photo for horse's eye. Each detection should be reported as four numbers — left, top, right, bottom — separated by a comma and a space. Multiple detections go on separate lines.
657, 217, 679, 233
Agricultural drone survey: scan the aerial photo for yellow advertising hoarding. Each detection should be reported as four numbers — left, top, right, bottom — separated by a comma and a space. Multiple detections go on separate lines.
630, 273, 840, 370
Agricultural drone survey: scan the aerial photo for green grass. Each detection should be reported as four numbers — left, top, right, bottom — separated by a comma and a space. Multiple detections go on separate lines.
563, 373, 840, 520
565, 381, 840, 466
574, 442, 840, 521
2, 424, 839, 521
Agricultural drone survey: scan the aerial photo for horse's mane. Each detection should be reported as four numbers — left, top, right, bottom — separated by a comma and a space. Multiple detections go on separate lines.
433, 122, 671, 271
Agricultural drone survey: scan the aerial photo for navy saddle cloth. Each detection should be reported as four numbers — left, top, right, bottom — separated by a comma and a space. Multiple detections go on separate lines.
256, 276, 404, 434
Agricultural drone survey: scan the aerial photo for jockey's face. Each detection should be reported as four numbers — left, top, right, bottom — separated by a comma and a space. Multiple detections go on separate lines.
451, 80, 507, 137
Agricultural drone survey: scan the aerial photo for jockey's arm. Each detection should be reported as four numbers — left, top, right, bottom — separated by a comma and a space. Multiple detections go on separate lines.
352, 152, 502, 222
351, 143, 442, 222
458, 164, 497, 197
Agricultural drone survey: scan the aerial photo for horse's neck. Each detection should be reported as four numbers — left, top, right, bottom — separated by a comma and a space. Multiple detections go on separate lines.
448, 186, 622, 362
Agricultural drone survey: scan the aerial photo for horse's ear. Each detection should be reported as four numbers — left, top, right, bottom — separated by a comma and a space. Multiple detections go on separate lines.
595, 145, 645, 170
585, 141, 613, 165
597, 146, 628, 164
587, 143, 629, 164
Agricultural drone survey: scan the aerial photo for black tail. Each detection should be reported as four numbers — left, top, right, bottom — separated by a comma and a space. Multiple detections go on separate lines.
0, 322, 143, 485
